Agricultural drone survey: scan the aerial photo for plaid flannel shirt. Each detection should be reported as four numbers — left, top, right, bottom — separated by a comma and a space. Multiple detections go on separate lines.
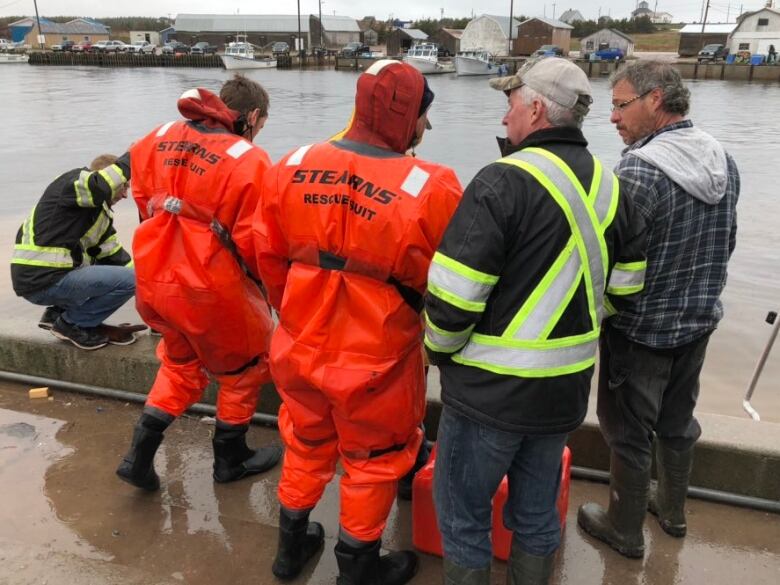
610, 120, 740, 348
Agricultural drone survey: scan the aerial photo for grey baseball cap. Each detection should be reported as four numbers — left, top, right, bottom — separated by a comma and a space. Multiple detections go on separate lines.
490, 57, 593, 115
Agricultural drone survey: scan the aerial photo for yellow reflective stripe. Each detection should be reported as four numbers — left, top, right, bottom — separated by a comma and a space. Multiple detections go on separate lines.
588, 156, 603, 204
604, 170, 620, 231
452, 353, 595, 378
80, 210, 111, 250
98, 164, 126, 197
12, 244, 73, 267
604, 296, 617, 317
428, 282, 486, 313
125, 259, 134, 268
539, 264, 584, 341
504, 239, 576, 338
607, 260, 646, 295
424, 313, 474, 353
74, 170, 95, 208
21, 206, 37, 245
526, 147, 609, 297
432, 252, 499, 285
501, 157, 599, 330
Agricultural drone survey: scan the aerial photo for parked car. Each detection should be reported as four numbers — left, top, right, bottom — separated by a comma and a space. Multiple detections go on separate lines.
698, 43, 728, 62
339, 41, 370, 57
533, 44, 564, 57
586, 46, 624, 61
51, 40, 75, 52
162, 41, 191, 55
190, 41, 217, 55
127, 41, 156, 54
0, 38, 11, 51
92, 40, 127, 53
271, 41, 290, 56
72, 41, 93, 53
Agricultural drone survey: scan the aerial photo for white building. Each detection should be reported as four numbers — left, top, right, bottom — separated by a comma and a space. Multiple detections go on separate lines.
460, 14, 521, 56
651, 12, 674, 24
559, 9, 585, 25
130, 31, 161, 46
729, 7, 780, 56
580, 28, 635, 57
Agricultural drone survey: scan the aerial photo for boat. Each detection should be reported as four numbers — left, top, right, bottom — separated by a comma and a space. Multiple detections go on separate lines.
403, 42, 454, 75
455, 49, 496, 76
0, 52, 29, 64
220, 36, 277, 70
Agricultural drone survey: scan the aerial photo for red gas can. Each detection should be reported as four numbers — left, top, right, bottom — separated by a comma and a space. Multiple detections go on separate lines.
411, 445, 572, 561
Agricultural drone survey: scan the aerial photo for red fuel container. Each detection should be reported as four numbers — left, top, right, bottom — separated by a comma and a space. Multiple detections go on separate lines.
411, 444, 572, 561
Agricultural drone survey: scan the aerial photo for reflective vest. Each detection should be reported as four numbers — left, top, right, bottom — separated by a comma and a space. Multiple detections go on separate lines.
425, 147, 646, 378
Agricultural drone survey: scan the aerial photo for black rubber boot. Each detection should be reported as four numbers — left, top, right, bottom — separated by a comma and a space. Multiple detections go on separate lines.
271, 507, 325, 580
443, 559, 490, 585
335, 538, 418, 585
506, 537, 555, 585
212, 420, 282, 483
577, 453, 650, 559
648, 440, 694, 537
116, 412, 169, 491
397, 437, 431, 501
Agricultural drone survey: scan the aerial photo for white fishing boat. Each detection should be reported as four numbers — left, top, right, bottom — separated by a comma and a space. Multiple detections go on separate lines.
0, 52, 29, 64
220, 37, 276, 70
403, 42, 454, 75
455, 49, 496, 76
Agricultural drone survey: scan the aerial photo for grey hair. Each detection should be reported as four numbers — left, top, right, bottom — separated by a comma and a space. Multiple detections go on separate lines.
610, 61, 690, 116
519, 85, 584, 129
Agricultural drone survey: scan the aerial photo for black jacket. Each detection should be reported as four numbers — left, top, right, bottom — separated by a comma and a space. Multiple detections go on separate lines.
11, 155, 132, 297
425, 127, 646, 434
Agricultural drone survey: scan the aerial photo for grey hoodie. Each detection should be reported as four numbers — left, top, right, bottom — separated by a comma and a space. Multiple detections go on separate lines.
627, 125, 728, 205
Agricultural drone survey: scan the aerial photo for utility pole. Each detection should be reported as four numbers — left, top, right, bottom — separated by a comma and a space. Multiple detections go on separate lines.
32, 0, 44, 49
727, 2, 731, 22
319, 0, 323, 48
509, 0, 514, 56
701, 0, 711, 51
552, 3, 557, 19
297, 0, 302, 62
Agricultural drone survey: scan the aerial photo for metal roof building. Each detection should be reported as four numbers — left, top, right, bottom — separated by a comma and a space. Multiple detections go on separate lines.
8, 17, 110, 46
387, 28, 428, 56
678, 23, 737, 57
172, 13, 360, 51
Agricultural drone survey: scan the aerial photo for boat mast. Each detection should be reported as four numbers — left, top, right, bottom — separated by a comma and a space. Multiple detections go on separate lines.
33, 0, 44, 49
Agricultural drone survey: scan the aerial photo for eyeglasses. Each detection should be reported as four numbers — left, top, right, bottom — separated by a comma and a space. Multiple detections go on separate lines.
611, 88, 655, 112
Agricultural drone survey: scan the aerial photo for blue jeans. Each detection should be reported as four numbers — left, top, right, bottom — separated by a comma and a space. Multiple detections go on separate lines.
433, 405, 567, 568
25, 266, 135, 328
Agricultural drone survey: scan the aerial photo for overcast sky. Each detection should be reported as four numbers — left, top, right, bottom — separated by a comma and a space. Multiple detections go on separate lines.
1, 1, 764, 23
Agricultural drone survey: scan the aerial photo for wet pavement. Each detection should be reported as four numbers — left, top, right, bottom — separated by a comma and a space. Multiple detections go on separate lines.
0, 381, 778, 585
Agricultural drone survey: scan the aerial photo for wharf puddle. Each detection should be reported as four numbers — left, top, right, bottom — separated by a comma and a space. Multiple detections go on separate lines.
0, 382, 778, 585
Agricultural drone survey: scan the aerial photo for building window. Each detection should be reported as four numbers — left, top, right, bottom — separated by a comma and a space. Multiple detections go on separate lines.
758, 18, 769, 26
738, 43, 750, 50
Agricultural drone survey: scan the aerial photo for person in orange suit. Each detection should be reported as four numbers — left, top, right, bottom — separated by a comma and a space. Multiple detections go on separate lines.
116, 74, 281, 492
253, 60, 462, 584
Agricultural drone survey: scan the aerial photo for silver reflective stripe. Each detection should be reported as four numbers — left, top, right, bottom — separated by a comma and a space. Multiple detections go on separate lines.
97, 236, 121, 259
593, 161, 616, 226
400, 166, 430, 198
226, 140, 253, 159
80, 210, 111, 250
12, 246, 73, 267
608, 265, 646, 290
74, 170, 94, 207
156, 121, 176, 137
286, 144, 313, 166
163, 196, 182, 214
99, 164, 125, 192
513, 244, 581, 340
505, 150, 606, 324
428, 261, 495, 305
365, 59, 399, 75
458, 337, 598, 372
425, 324, 473, 353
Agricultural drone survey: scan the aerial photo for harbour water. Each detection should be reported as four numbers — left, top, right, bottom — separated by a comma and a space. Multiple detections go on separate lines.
0, 65, 778, 422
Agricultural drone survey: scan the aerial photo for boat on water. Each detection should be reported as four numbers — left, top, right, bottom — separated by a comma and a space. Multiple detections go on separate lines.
0, 52, 29, 64
220, 37, 276, 70
403, 42, 454, 75
455, 49, 496, 76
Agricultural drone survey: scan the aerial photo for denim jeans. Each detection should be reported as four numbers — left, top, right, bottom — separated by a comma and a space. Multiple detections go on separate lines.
433, 405, 567, 568
597, 322, 710, 471
25, 265, 136, 328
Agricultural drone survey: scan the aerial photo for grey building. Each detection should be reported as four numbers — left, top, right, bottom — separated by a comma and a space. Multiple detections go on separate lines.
580, 28, 635, 57
387, 28, 428, 56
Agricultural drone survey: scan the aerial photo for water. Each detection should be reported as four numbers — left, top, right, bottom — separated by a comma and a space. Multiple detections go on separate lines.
0, 66, 778, 421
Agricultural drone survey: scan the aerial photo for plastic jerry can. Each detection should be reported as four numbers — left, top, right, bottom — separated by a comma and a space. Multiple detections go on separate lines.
411, 444, 572, 561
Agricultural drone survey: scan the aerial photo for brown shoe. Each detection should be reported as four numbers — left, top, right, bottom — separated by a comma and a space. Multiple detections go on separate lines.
95, 324, 141, 345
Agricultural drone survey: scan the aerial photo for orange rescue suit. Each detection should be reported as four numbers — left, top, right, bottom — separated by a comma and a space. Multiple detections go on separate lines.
130, 91, 274, 426
253, 136, 461, 541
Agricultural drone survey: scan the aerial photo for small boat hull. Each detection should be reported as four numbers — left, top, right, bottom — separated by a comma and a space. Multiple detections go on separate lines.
0, 53, 29, 64
221, 55, 277, 70
403, 56, 454, 75
455, 55, 496, 76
